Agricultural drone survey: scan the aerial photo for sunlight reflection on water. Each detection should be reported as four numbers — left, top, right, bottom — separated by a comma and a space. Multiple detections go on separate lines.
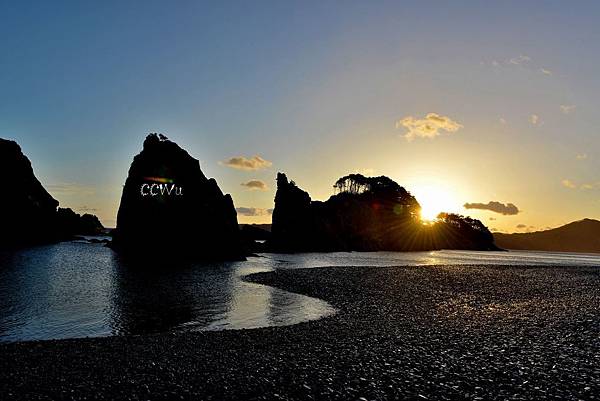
0, 244, 598, 342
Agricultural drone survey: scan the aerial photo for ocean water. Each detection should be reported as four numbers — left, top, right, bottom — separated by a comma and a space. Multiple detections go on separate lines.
0, 241, 599, 342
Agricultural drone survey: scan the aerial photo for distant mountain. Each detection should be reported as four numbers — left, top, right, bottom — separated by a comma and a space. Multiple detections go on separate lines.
494, 219, 600, 253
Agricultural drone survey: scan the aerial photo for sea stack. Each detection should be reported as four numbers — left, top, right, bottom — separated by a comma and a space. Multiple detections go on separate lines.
0, 138, 59, 247
270, 172, 498, 252
111, 134, 244, 260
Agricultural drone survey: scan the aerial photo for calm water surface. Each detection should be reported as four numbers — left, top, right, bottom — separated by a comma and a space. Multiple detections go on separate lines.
1, 241, 599, 342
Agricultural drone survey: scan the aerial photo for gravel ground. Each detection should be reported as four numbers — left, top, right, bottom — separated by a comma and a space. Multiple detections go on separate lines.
0, 264, 599, 400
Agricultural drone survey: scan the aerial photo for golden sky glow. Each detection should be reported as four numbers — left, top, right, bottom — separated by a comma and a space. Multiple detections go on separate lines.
6, 3, 599, 234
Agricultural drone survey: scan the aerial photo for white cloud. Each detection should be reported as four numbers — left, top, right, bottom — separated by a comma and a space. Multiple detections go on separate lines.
540, 68, 552, 75
562, 179, 599, 190
221, 156, 272, 171
529, 114, 540, 125
396, 113, 463, 141
560, 105, 576, 114
509, 55, 531, 65
576, 153, 587, 160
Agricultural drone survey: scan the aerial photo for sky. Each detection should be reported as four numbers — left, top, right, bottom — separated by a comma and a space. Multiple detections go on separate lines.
1, 1, 600, 231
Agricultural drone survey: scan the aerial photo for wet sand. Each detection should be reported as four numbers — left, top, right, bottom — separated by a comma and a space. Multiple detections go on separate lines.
0, 264, 599, 400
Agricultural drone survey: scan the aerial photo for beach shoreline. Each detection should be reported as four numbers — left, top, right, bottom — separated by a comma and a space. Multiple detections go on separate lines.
1, 264, 598, 400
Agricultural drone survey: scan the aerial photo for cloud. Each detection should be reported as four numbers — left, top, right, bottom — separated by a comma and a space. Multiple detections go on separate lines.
235, 207, 273, 216
499, 117, 507, 124
484, 55, 554, 77
46, 183, 95, 196
529, 114, 540, 125
560, 104, 576, 114
241, 180, 268, 191
576, 153, 587, 160
396, 113, 463, 141
489, 217, 497, 221
516, 224, 527, 229
77, 205, 98, 213
509, 55, 531, 65
221, 156, 272, 171
464, 201, 520, 215
562, 179, 600, 190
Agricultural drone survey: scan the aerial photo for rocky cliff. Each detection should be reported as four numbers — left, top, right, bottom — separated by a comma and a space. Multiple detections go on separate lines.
0, 138, 59, 246
270, 172, 498, 252
0, 138, 104, 248
111, 134, 244, 260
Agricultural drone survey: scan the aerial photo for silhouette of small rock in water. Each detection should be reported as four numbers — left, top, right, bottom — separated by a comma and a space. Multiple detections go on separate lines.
270, 172, 498, 252
0, 138, 105, 248
56, 207, 104, 237
111, 133, 244, 260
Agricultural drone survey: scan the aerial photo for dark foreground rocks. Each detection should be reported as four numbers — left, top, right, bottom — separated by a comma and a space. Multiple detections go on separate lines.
0, 264, 599, 400
111, 134, 244, 260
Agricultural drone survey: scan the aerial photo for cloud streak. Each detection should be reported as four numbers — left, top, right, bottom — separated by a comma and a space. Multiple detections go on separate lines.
396, 113, 463, 141
464, 201, 520, 215
241, 180, 268, 190
236, 207, 273, 216
221, 155, 272, 170
561, 179, 599, 190
484, 55, 553, 76
560, 104, 576, 114
46, 182, 95, 196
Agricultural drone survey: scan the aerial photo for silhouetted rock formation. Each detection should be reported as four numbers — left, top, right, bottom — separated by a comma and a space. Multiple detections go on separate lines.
240, 224, 272, 253
56, 208, 105, 237
270, 173, 498, 252
494, 219, 600, 253
0, 138, 59, 246
0, 138, 105, 248
111, 134, 244, 260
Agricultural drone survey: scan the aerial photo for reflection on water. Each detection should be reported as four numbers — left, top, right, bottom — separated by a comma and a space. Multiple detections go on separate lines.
249, 249, 600, 269
0, 242, 334, 342
0, 243, 599, 342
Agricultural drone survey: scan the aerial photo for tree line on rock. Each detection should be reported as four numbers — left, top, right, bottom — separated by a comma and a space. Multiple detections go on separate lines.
269, 172, 498, 252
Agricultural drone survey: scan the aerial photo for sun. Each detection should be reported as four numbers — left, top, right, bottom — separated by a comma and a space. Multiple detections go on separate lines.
411, 185, 459, 222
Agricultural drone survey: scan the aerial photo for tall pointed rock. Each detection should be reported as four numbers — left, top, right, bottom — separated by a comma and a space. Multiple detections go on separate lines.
112, 134, 244, 260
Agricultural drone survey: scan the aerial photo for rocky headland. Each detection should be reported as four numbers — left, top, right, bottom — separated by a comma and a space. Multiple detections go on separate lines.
270, 172, 498, 252
0, 138, 103, 248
